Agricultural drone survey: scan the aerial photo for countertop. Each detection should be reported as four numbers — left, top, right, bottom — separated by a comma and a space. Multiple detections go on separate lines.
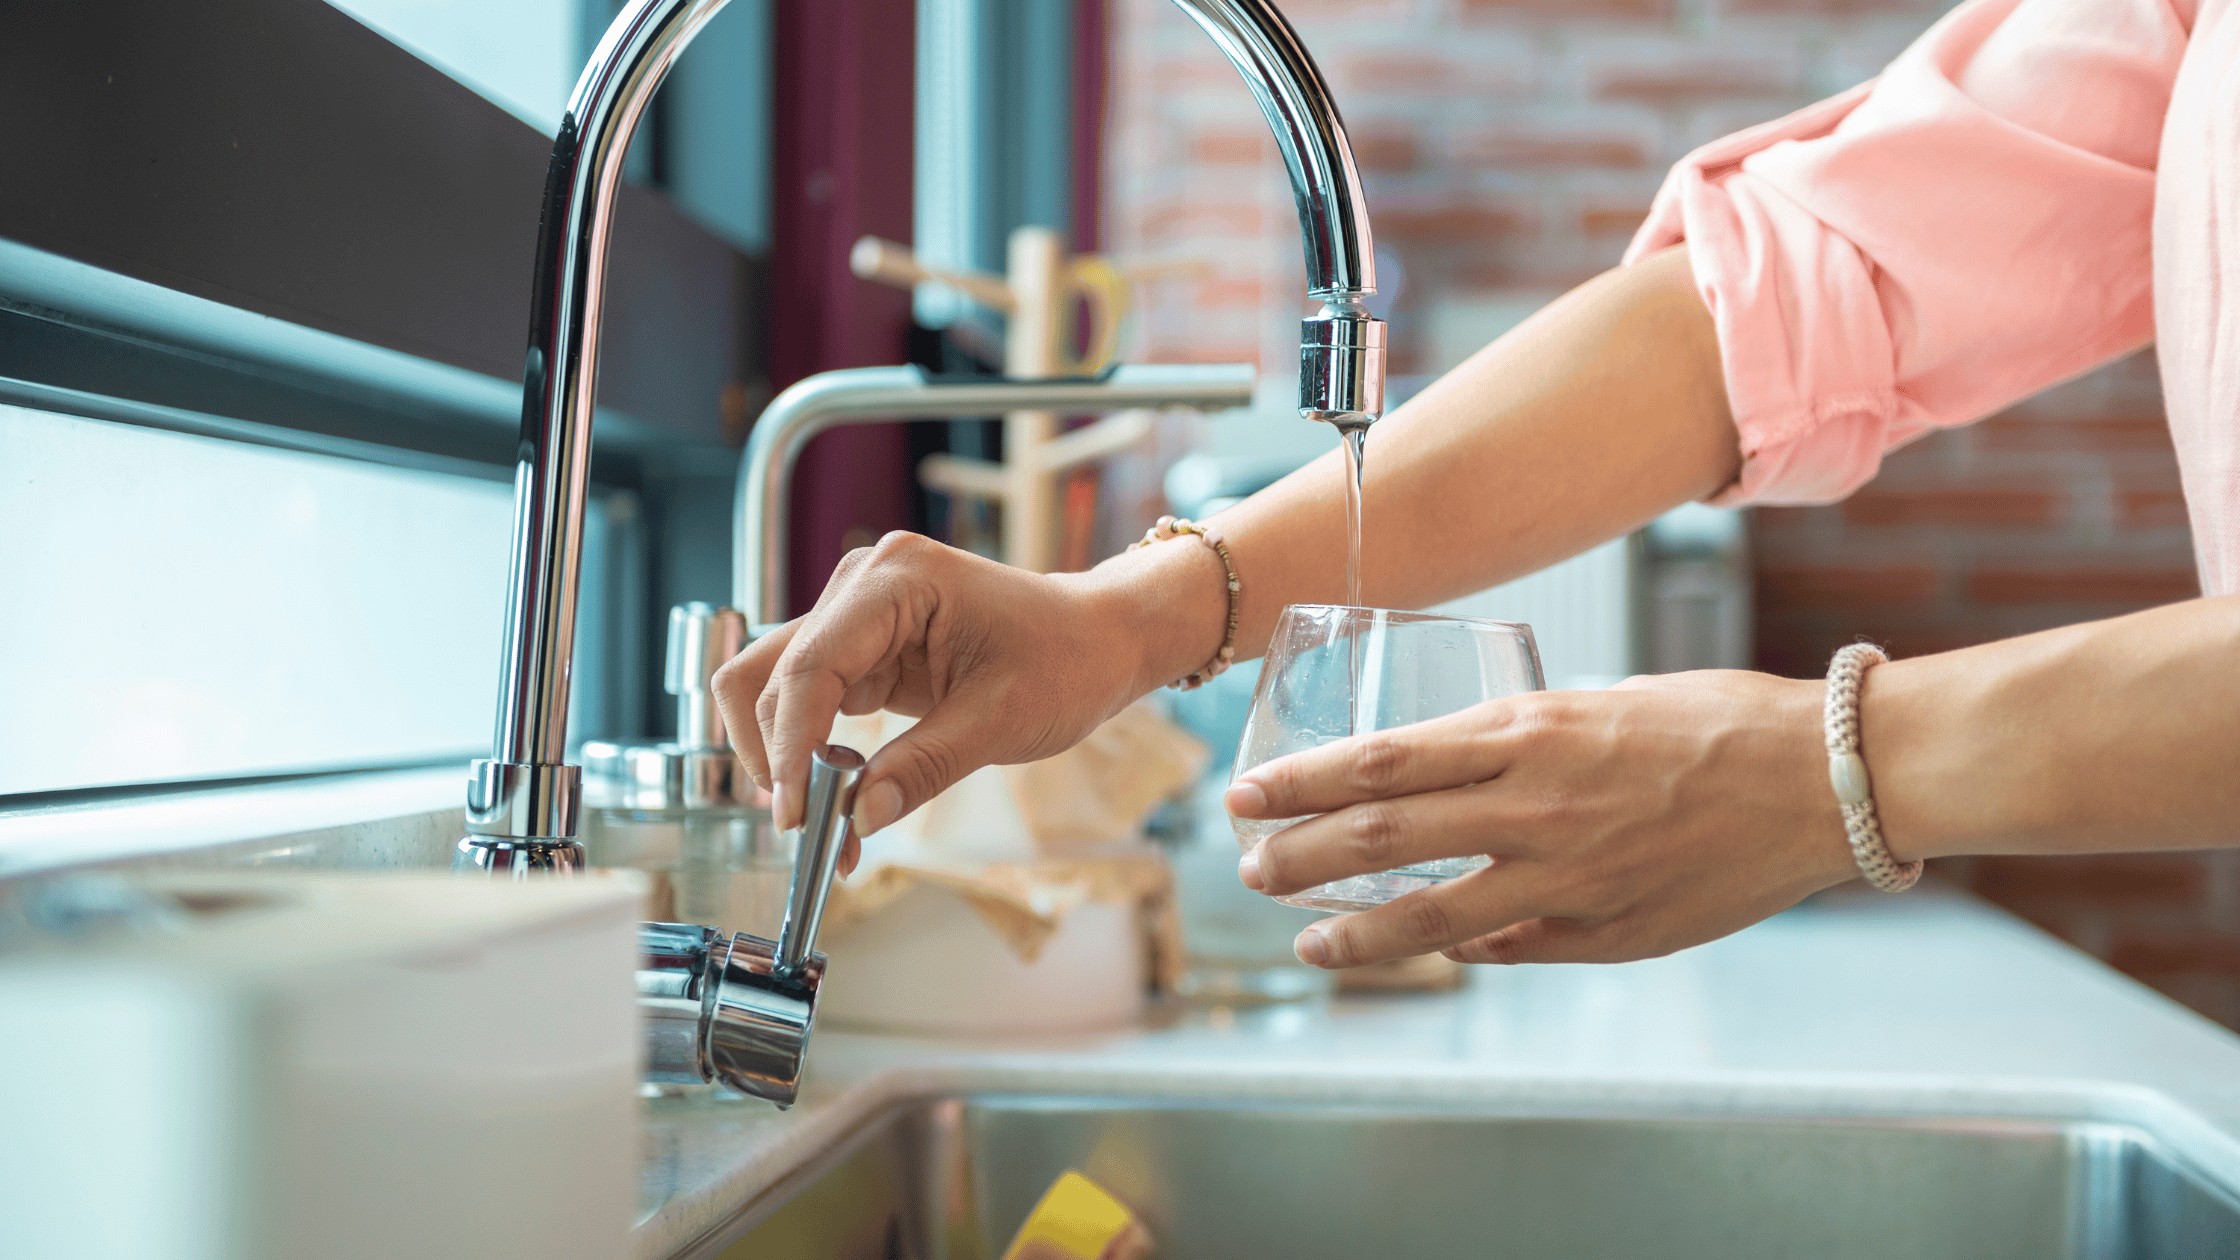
633, 884, 2240, 1259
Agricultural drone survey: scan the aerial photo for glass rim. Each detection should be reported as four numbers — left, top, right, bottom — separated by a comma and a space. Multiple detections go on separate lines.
1278, 602, 1539, 639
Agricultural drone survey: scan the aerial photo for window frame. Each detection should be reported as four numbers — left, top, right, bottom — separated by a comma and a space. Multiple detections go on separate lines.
0, 0, 764, 463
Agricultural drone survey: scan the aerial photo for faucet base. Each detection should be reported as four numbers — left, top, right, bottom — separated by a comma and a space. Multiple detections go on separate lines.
454, 837, 588, 877
466, 758, 582, 839
703, 930, 826, 1107
581, 739, 756, 813
633, 922, 829, 1108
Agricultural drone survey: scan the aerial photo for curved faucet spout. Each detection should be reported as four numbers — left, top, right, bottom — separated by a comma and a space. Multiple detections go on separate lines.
464, 0, 1383, 858
1170, 0, 1386, 426
1169, 0, 1373, 302
465, 0, 736, 858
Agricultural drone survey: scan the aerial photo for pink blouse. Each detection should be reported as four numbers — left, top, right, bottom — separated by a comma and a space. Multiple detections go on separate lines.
1625, 0, 2239, 594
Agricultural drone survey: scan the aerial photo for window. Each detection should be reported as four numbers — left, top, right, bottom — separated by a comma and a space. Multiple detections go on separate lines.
0, 404, 629, 795
0, 0, 768, 802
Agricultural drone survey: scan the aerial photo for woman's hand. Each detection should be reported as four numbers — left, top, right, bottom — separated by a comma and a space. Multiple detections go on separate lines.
1227, 670, 1861, 968
713, 532, 1227, 870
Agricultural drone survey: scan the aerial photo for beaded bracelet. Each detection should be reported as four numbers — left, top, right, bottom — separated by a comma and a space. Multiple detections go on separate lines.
1823, 642, 1922, 893
1128, 515, 1239, 691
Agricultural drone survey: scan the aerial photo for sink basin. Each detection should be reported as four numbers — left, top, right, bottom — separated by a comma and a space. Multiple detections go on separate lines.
675, 1095, 2240, 1259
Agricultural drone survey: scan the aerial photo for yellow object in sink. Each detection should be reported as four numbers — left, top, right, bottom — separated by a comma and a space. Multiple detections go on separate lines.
1000, 1171, 1155, 1260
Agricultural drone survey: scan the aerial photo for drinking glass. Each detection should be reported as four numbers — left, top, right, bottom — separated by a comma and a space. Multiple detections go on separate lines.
1232, 604, 1544, 914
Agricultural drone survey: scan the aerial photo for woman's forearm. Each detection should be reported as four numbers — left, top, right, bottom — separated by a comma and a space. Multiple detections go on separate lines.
1869, 593, 2240, 859
1113, 247, 1741, 689
1228, 246, 1737, 638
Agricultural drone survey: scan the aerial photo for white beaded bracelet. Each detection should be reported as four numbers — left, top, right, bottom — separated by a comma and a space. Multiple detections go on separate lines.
1823, 643, 1922, 893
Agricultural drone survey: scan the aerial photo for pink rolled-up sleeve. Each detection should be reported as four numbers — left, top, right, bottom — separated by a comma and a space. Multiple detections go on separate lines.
1625, 0, 2185, 504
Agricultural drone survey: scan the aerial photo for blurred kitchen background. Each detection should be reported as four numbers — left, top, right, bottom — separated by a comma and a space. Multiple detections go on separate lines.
5, 0, 2222, 1025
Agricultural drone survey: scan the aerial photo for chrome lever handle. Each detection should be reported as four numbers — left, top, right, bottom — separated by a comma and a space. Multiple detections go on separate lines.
774, 744, 863, 978
625, 743, 863, 1108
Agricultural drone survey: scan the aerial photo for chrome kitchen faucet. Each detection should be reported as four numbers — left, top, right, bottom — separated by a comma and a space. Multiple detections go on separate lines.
460, 0, 1386, 873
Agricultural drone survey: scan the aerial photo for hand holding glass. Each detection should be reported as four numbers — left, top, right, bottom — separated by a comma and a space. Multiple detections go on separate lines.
1231, 605, 1545, 914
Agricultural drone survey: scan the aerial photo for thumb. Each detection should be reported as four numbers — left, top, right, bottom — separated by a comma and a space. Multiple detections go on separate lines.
847, 704, 991, 840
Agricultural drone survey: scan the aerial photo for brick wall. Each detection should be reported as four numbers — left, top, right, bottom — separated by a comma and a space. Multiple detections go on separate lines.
1106, 0, 2225, 1026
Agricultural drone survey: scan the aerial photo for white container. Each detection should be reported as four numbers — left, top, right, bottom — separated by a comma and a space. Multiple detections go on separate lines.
0, 871, 642, 1260
819, 883, 1147, 1036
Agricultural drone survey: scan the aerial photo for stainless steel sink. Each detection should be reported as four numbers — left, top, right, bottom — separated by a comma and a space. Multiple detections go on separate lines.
678, 1095, 2240, 1259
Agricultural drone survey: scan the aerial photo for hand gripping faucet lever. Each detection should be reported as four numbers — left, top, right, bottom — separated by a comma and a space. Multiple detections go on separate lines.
637, 745, 862, 1107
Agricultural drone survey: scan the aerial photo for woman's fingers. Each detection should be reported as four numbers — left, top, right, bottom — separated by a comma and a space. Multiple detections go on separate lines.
1243, 780, 1532, 896
1290, 863, 1551, 968
1226, 699, 1529, 822
1441, 917, 1610, 965
839, 660, 903, 717
711, 620, 795, 793
851, 702, 989, 839
717, 539, 871, 799
764, 645, 857, 830
753, 538, 942, 830
1238, 671, 1854, 972
714, 611, 976, 860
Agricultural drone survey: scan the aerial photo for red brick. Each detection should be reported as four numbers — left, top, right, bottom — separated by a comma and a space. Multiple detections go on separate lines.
1970, 899, 2105, 953
1457, 125, 1655, 169
1757, 565, 1940, 607
1757, 627, 1891, 676
1461, 0, 1670, 18
1185, 127, 1272, 166
2129, 974, 2240, 1030
1579, 200, 1652, 237
1973, 411, 2174, 454
1593, 61, 1797, 106
1863, 628, 1997, 659
1452, 259, 1608, 292
1348, 128, 1421, 174
1330, 51, 1457, 94
1148, 57, 1255, 94
1727, 0, 1930, 12
2118, 488, 2191, 529
2108, 931, 2240, 978
1192, 276, 1265, 309
1840, 486, 2061, 528
1966, 855, 2209, 909
1965, 567, 2199, 605
1276, 0, 1415, 17
1142, 335, 1263, 366
1328, 51, 1534, 99
1130, 200, 1270, 241
1749, 505, 1829, 531
1374, 199, 1540, 245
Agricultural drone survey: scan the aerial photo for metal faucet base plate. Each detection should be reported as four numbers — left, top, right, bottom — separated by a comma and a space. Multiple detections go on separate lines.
454, 836, 588, 877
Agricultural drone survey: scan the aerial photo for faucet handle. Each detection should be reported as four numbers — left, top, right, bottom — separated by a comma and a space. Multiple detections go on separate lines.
668, 743, 862, 1107
664, 602, 747, 748
773, 744, 864, 976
